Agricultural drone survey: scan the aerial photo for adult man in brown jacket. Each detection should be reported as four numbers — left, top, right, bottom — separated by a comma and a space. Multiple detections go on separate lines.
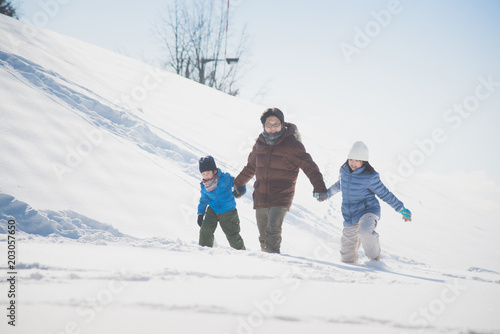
233, 108, 327, 253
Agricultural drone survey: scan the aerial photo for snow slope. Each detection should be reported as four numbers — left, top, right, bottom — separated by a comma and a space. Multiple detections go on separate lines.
1, 14, 500, 334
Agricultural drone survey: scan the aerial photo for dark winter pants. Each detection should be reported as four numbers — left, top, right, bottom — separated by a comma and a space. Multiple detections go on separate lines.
199, 207, 245, 250
255, 206, 288, 254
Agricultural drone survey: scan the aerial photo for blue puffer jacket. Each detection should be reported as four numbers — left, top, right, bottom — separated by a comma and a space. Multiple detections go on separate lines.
328, 164, 403, 227
197, 169, 245, 215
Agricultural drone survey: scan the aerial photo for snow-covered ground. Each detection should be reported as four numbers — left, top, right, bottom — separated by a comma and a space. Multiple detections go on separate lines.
1, 14, 500, 334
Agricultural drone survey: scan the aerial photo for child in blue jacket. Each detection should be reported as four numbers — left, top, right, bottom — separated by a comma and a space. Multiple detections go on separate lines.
197, 156, 246, 250
316, 142, 411, 262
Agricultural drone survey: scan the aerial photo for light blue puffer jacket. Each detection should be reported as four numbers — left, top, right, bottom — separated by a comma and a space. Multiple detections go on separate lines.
328, 164, 403, 227
197, 169, 245, 215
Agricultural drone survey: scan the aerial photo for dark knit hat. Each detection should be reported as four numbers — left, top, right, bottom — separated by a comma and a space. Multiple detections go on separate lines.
260, 108, 284, 125
199, 156, 217, 173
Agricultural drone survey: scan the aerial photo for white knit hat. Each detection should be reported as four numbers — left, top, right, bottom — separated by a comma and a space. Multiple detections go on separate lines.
348, 141, 369, 161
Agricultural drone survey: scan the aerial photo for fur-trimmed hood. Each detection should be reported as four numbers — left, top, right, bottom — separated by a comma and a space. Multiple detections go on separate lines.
259, 122, 302, 146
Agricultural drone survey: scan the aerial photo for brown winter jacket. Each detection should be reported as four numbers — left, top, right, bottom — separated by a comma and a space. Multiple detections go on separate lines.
234, 122, 327, 210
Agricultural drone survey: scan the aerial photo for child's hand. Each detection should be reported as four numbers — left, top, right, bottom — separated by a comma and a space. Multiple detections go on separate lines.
399, 207, 412, 222
197, 214, 204, 227
314, 192, 329, 202
233, 186, 246, 198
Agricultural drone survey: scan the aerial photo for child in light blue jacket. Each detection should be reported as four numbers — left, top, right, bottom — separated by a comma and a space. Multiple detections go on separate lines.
197, 156, 246, 250
317, 142, 411, 263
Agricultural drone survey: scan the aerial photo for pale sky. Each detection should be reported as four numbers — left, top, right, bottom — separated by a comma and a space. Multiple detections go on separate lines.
17, 0, 500, 184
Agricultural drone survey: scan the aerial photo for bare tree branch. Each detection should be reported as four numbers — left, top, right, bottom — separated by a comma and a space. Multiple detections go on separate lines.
153, 0, 249, 96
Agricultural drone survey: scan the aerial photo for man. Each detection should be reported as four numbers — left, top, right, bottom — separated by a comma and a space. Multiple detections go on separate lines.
233, 108, 327, 253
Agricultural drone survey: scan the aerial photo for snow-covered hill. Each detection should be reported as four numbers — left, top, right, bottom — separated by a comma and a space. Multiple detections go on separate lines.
1, 14, 500, 333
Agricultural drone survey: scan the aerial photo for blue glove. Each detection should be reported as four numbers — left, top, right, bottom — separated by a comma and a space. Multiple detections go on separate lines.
399, 207, 412, 222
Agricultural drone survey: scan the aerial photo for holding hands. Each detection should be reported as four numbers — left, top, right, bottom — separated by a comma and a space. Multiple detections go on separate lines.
233, 186, 246, 198
314, 192, 329, 202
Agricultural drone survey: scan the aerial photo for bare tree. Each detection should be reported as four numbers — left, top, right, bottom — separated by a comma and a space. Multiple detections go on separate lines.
154, 0, 248, 96
0, 0, 18, 18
